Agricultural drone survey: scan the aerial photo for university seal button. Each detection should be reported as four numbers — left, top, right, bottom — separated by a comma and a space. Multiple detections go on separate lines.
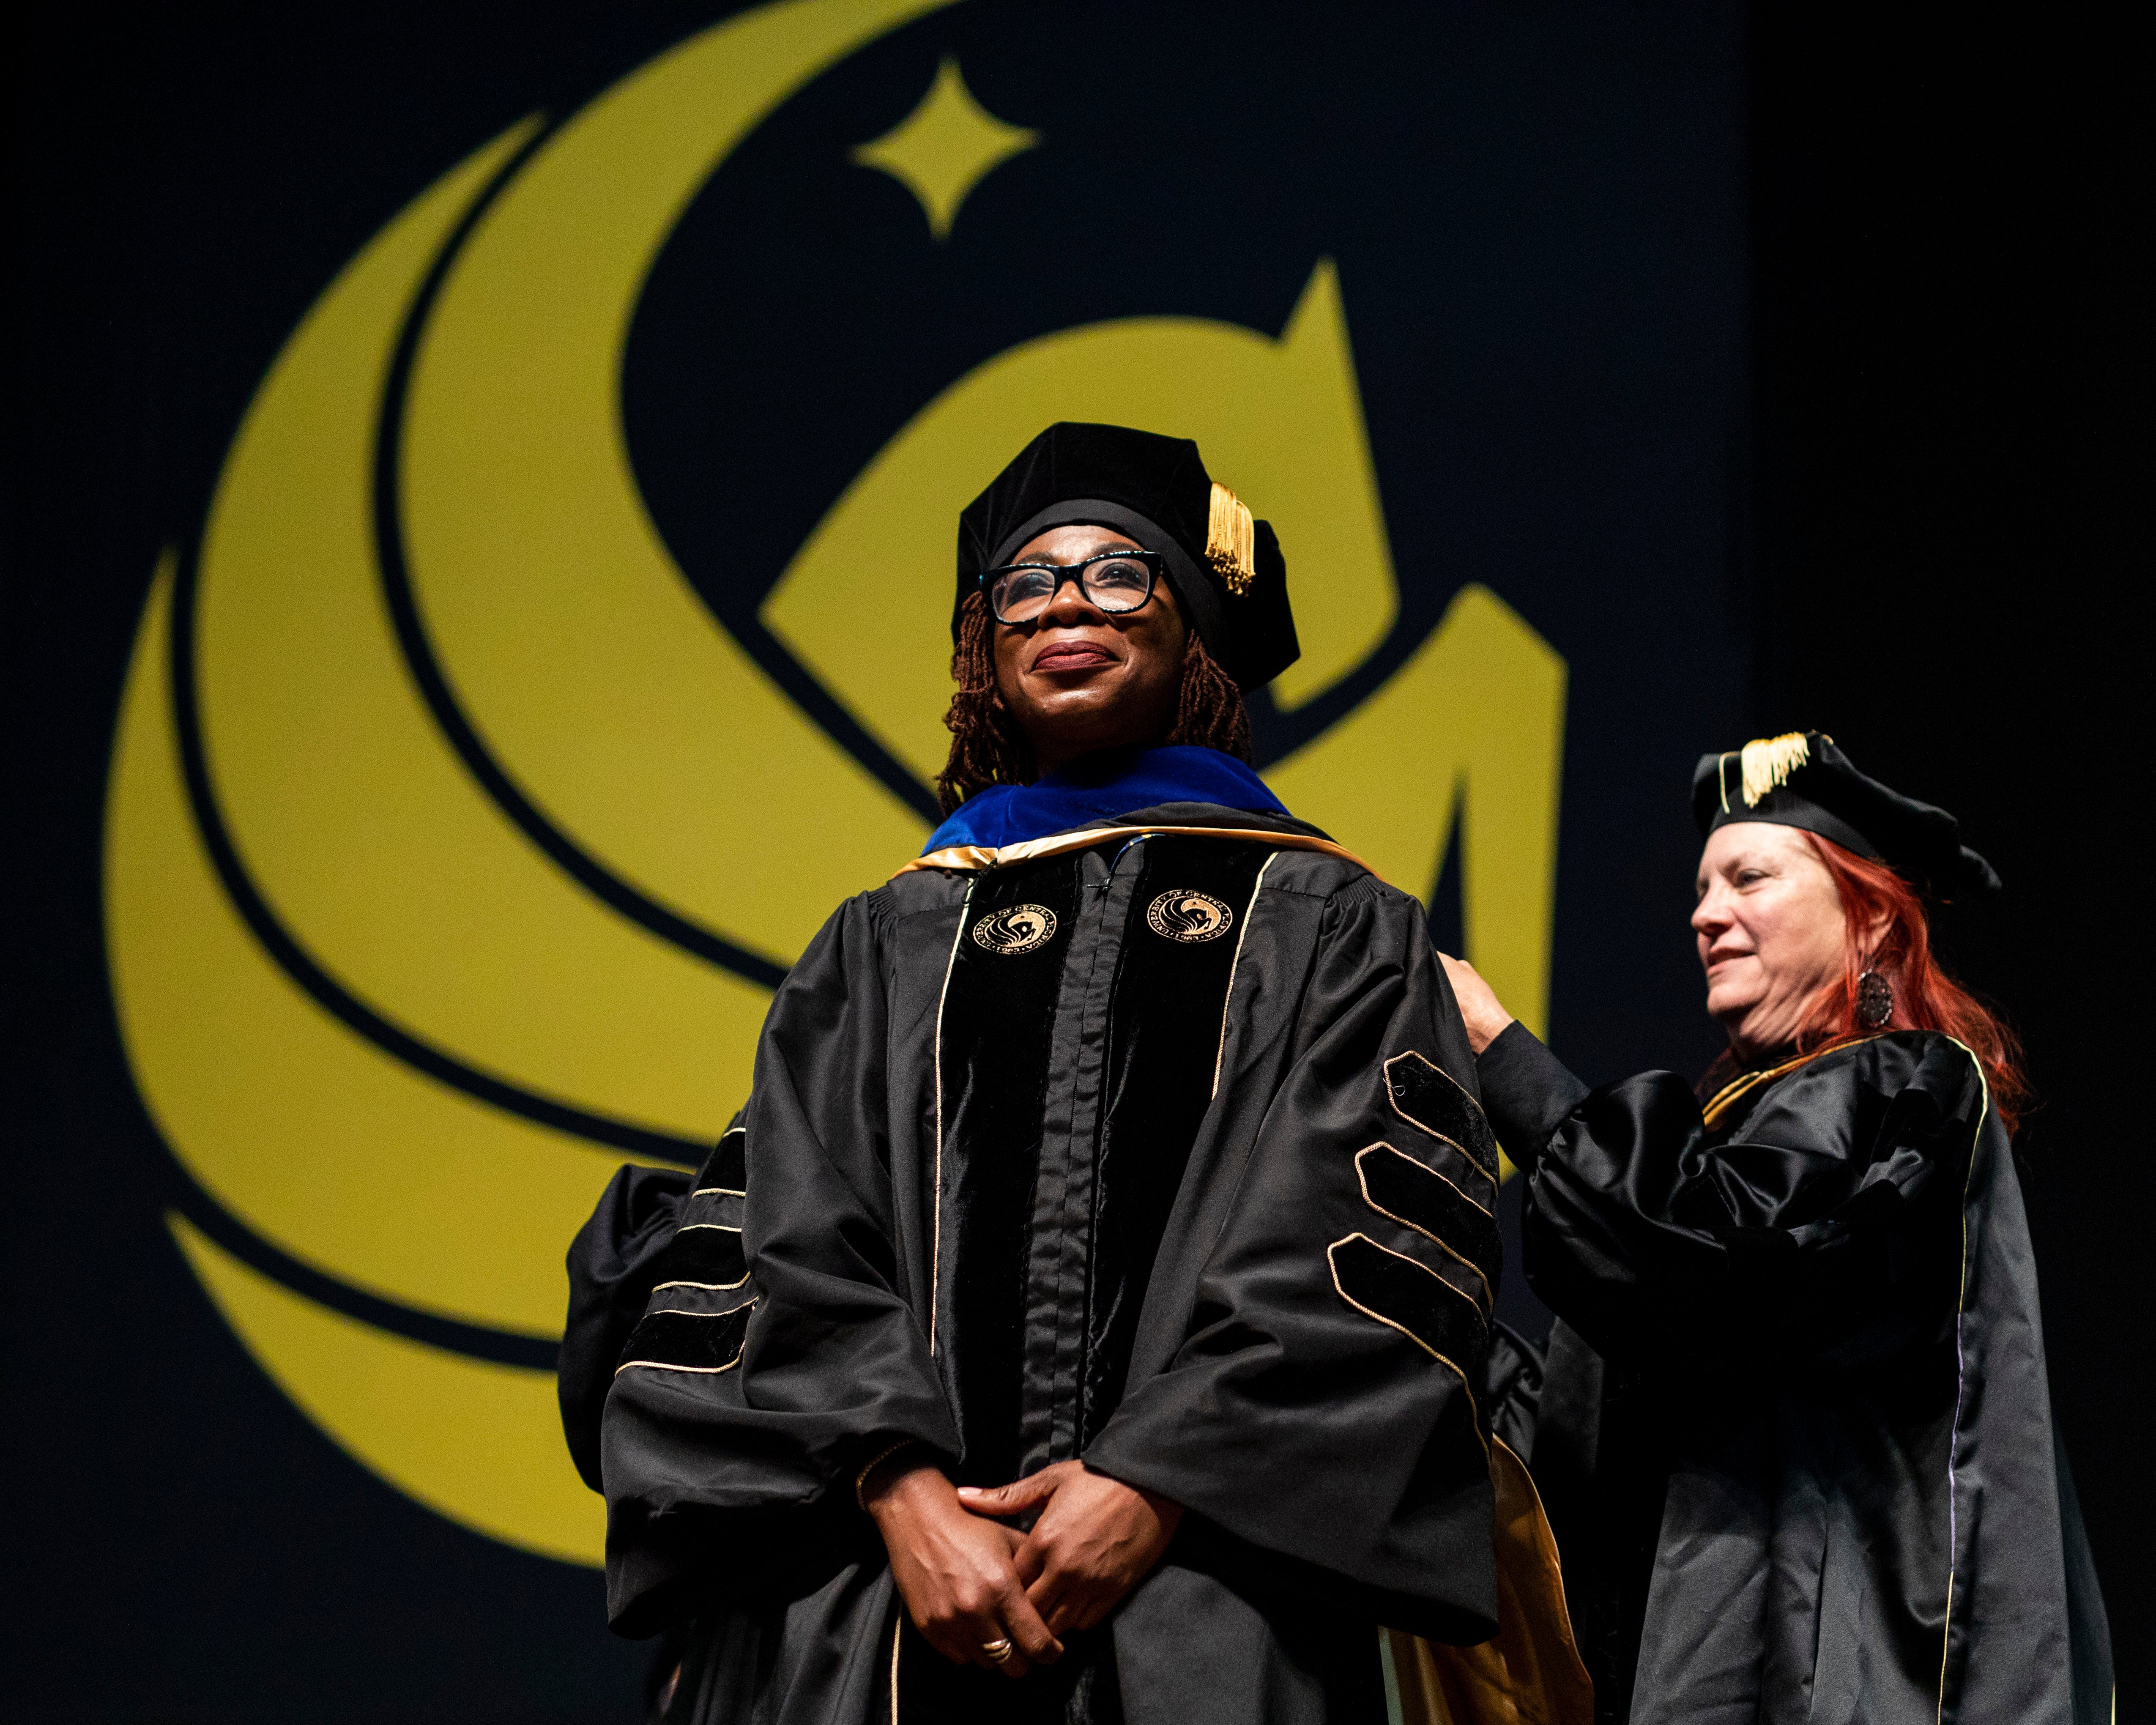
972, 904, 1057, 955
1146, 890, 1234, 943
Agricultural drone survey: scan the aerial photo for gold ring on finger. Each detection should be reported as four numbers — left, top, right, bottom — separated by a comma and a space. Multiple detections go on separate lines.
981, 1638, 1015, 1665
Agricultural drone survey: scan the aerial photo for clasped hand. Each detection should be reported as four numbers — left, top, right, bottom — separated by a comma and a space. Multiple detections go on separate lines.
863, 1458, 1181, 1680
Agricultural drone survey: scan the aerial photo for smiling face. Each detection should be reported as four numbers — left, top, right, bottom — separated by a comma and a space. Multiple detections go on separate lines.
1691, 821, 1851, 1060
990, 524, 1190, 775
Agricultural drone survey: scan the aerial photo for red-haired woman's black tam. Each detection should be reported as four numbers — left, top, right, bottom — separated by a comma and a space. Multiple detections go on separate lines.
955, 422, 1300, 692
1691, 731, 2001, 898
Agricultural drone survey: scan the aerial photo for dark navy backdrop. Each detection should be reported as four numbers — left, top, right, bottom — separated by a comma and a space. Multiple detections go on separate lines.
4, 4, 2139, 1720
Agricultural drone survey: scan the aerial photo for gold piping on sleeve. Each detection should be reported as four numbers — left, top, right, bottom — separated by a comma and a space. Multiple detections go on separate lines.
651, 1274, 752, 1293
926, 879, 976, 1356
1326, 1234, 1486, 1454
1211, 852, 1277, 1099
1353, 1145, 1494, 1312
690, 1186, 746, 1199
896, 824, 1379, 882
613, 1297, 758, 1376
676, 1222, 741, 1236
613, 1354, 746, 1377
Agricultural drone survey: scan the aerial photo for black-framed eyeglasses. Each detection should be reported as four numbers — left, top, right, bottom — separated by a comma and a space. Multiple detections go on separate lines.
978, 548, 1164, 625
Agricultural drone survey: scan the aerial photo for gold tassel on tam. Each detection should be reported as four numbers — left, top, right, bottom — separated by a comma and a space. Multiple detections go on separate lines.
1205, 481, 1256, 595
1739, 731, 1812, 807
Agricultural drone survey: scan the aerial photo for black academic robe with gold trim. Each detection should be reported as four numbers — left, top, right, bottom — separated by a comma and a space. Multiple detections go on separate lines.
1479, 1026, 2112, 1725
563, 805, 1510, 1725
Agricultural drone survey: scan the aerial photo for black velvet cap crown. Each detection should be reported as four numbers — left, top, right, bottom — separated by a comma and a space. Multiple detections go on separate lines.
954, 422, 1300, 692
1691, 731, 2001, 897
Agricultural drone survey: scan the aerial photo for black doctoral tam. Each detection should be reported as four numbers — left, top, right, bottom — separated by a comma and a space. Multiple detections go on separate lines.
1691, 730, 2000, 897
954, 421, 1300, 693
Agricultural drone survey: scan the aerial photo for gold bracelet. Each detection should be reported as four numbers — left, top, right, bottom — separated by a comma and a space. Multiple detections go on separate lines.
854, 1441, 917, 1514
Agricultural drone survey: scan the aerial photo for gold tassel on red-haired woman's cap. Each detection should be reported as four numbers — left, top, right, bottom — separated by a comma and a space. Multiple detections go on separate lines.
1205, 482, 1256, 595
1739, 731, 1813, 808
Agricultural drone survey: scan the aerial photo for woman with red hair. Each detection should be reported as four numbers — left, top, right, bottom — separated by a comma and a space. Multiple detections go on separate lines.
1444, 732, 2110, 1725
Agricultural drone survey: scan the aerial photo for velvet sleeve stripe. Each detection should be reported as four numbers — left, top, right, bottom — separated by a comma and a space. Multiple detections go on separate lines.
1354, 1144, 1499, 1316
1384, 1051, 1501, 1183
615, 1302, 756, 1376
679, 1188, 744, 1229
702, 1124, 747, 1192
1373, 1069, 1497, 1213
652, 1222, 747, 1290
1327, 1232, 1487, 1403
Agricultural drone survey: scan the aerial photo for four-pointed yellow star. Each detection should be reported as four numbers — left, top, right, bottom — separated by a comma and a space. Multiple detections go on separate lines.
852, 56, 1040, 240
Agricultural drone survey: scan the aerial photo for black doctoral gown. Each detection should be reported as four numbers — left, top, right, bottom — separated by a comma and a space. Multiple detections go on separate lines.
563, 805, 1513, 1725
1475, 1025, 2112, 1725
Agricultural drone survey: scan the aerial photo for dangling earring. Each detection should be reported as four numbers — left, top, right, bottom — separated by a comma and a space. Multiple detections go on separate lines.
1856, 966, 1893, 1030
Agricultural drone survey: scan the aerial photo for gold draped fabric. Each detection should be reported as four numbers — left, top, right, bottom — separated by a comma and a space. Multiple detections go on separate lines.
1390, 1439, 1592, 1725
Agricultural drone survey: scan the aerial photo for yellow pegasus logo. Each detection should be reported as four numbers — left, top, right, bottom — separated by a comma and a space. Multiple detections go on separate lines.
103, 0, 1565, 1566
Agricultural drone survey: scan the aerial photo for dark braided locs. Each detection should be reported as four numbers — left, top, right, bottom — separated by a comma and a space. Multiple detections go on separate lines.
935, 591, 1253, 816
936, 594, 1035, 816
1167, 623, 1253, 762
